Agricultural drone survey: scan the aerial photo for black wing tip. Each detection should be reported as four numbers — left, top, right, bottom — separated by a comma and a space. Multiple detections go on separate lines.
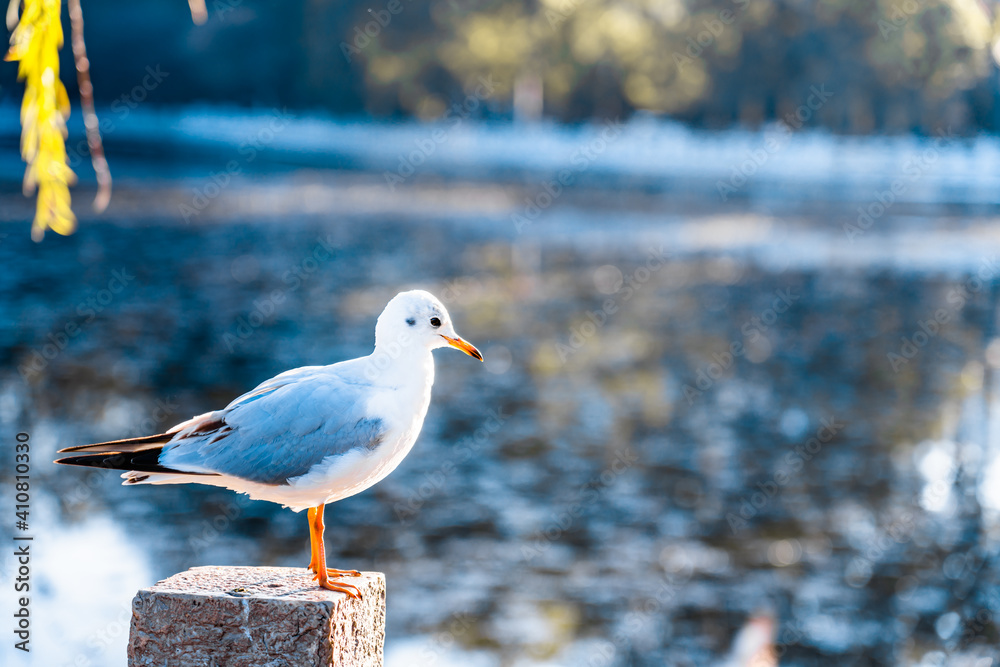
57, 432, 173, 454
54, 453, 142, 471
54, 451, 220, 477
54, 432, 223, 478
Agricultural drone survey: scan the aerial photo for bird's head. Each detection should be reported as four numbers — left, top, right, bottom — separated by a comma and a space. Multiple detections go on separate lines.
374, 290, 483, 361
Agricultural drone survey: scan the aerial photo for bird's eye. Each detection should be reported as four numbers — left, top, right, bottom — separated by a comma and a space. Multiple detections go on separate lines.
429, 317, 441, 328
406, 318, 416, 326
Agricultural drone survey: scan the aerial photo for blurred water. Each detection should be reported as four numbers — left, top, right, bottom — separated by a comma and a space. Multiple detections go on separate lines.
1, 119, 1000, 666
5, 105, 1000, 208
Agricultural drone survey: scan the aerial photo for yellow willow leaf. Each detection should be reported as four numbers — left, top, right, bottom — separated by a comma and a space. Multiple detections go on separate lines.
51, 189, 75, 220
52, 162, 75, 183
5, 41, 30, 61
9, 0, 76, 241
55, 81, 69, 117
21, 119, 38, 156
49, 215, 76, 236
37, 181, 73, 220
19, 88, 34, 120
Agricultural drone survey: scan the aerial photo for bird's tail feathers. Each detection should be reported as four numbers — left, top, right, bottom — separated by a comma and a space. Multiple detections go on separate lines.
57, 432, 172, 455
54, 433, 217, 478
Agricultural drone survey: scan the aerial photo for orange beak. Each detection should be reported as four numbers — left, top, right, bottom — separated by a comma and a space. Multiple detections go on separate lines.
440, 335, 484, 361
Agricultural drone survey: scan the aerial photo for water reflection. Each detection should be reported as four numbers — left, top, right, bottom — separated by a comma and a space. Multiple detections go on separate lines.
1, 183, 999, 666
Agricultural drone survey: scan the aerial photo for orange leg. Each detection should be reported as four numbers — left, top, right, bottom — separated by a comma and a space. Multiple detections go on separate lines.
307, 504, 361, 578
307, 507, 320, 572
308, 503, 362, 598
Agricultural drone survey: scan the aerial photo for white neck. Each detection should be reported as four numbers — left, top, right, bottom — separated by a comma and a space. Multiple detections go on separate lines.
362, 346, 436, 450
367, 344, 436, 390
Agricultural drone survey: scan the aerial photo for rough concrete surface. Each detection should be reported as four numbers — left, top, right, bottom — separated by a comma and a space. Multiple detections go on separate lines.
127, 566, 385, 667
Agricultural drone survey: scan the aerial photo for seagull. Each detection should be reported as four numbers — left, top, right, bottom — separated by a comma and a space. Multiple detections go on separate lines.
55, 290, 483, 598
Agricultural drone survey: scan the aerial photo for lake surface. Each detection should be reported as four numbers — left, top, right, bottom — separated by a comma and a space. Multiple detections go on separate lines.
1, 116, 1000, 666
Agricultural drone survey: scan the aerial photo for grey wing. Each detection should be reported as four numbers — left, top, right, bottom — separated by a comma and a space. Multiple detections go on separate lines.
160, 369, 386, 484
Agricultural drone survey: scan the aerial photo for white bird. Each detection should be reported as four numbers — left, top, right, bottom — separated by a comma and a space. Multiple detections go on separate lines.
55, 290, 483, 598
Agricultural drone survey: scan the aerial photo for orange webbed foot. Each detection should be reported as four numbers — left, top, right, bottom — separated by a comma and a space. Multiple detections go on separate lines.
314, 571, 362, 599
324, 567, 361, 577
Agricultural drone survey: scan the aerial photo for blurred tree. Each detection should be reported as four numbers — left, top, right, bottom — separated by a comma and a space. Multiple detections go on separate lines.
353, 0, 999, 131
5, 0, 1000, 230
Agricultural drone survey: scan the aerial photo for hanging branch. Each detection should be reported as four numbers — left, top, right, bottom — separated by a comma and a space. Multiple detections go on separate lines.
6, 0, 20, 30
67, 0, 110, 213
187, 0, 206, 25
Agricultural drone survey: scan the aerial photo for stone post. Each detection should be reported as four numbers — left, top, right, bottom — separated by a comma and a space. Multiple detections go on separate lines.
128, 566, 385, 667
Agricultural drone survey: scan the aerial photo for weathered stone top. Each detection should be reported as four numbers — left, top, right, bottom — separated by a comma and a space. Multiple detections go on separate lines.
149, 565, 383, 603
